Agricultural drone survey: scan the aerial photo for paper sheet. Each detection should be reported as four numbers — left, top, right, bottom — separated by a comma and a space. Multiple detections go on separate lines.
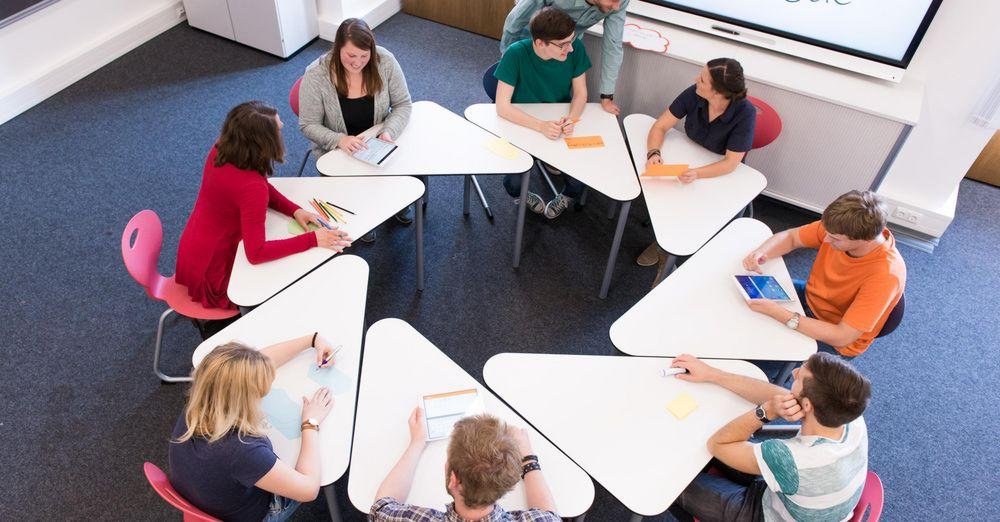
261, 389, 302, 439
307, 365, 354, 395
667, 393, 698, 420
484, 138, 520, 159
287, 221, 320, 235
564, 135, 605, 149
643, 164, 688, 177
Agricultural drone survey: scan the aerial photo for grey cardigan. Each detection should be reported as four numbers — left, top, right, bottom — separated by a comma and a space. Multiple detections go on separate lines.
299, 46, 412, 156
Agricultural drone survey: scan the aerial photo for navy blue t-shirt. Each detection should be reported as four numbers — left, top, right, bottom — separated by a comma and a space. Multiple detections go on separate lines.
669, 85, 756, 155
168, 415, 278, 522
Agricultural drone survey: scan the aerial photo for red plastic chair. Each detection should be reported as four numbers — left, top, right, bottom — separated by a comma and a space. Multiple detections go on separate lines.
739, 96, 782, 218
850, 470, 884, 522
290, 76, 310, 177
122, 210, 238, 383
144, 462, 220, 522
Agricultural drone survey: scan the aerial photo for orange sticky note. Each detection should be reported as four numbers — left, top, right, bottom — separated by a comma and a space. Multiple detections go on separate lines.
565, 135, 605, 149
643, 164, 688, 177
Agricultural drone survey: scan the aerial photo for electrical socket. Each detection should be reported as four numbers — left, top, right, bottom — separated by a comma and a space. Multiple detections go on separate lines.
175, 6, 185, 18
892, 206, 923, 224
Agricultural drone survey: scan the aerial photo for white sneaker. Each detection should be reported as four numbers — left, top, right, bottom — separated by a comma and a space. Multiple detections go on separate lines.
515, 192, 546, 214
544, 194, 573, 219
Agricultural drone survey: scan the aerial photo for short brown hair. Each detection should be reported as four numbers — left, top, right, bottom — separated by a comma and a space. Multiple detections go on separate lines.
800, 353, 871, 428
707, 57, 748, 102
329, 18, 383, 98
446, 415, 521, 508
821, 190, 888, 240
529, 7, 576, 42
215, 101, 285, 177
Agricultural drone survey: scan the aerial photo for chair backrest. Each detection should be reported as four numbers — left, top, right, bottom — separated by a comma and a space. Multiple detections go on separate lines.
122, 210, 167, 299
876, 293, 905, 338
144, 462, 221, 522
483, 62, 500, 102
290, 76, 303, 116
746, 95, 782, 150
850, 470, 884, 522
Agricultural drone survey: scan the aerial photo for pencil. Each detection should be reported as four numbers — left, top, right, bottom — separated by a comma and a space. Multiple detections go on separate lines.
320, 201, 345, 223
309, 199, 328, 219
312, 198, 335, 221
325, 201, 356, 215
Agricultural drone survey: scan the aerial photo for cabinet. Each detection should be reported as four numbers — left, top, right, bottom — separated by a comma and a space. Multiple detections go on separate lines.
183, 0, 319, 58
402, 0, 514, 40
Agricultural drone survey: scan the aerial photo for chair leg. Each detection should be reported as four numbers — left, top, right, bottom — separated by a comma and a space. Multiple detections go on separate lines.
153, 308, 193, 383
297, 149, 311, 177
470, 176, 494, 220
535, 160, 559, 196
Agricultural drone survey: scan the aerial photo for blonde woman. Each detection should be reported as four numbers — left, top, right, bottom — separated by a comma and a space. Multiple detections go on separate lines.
168, 334, 337, 521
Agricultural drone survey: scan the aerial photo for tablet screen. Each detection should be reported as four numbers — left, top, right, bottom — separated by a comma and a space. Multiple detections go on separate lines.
422, 389, 482, 440
735, 275, 792, 301
352, 137, 397, 166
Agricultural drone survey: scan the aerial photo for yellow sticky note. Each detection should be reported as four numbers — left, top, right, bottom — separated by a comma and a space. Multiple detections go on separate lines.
643, 164, 688, 177
564, 135, 605, 149
485, 138, 520, 159
667, 393, 698, 420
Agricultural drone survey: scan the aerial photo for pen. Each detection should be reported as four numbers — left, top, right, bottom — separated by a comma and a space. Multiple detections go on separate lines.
325, 201, 356, 215
321, 345, 343, 366
660, 367, 689, 377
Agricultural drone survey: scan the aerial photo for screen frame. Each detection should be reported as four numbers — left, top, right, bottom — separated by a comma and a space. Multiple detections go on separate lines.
638, 0, 942, 69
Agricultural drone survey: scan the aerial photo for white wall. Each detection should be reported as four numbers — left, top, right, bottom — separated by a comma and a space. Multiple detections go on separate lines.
878, 0, 1000, 238
0, 0, 183, 125
316, 0, 400, 40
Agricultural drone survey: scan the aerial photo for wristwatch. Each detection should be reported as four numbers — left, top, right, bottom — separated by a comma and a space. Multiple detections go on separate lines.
600, 93, 614, 101
301, 418, 320, 432
754, 404, 772, 424
785, 312, 801, 331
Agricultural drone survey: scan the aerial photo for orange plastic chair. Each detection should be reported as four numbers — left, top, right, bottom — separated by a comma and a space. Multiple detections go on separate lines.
144, 462, 220, 521
121, 210, 238, 382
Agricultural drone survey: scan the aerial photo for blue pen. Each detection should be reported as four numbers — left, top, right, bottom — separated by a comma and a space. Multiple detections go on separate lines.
316, 219, 333, 230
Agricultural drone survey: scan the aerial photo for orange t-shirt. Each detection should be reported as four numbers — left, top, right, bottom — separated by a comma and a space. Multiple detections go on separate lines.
798, 221, 906, 356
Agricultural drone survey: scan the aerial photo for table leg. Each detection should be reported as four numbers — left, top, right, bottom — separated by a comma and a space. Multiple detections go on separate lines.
513, 170, 529, 268
653, 253, 677, 287
463, 175, 471, 217
607, 200, 618, 220
599, 200, 632, 299
775, 361, 797, 386
323, 484, 343, 522
415, 196, 425, 292
571, 514, 587, 522
629, 513, 643, 522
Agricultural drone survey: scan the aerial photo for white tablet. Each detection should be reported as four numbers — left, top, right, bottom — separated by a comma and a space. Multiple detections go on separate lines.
352, 137, 398, 166
734, 275, 794, 302
422, 388, 484, 441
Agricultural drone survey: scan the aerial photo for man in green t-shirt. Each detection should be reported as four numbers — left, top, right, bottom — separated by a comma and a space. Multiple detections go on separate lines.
494, 7, 591, 219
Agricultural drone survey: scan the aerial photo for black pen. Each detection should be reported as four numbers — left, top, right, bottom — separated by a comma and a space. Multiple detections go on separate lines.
326, 201, 356, 215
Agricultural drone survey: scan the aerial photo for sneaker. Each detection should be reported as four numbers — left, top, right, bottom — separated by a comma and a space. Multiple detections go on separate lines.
540, 161, 563, 176
395, 206, 413, 225
636, 242, 659, 266
360, 231, 376, 243
544, 193, 573, 219
514, 192, 546, 214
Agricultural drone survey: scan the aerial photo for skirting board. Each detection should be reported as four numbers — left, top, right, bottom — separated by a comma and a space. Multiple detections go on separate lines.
318, 0, 401, 40
0, 2, 185, 126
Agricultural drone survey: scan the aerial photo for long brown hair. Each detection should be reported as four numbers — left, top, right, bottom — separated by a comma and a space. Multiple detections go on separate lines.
328, 18, 383, 97
214, 101, 285, 177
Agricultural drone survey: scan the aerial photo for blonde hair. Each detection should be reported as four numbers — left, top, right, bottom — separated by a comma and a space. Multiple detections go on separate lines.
175, 342, 275, 443
446, 415, 521, 508
821, 190, 889, 240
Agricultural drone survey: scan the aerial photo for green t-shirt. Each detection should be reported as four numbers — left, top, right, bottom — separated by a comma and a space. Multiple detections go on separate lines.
494, 38, 591, 103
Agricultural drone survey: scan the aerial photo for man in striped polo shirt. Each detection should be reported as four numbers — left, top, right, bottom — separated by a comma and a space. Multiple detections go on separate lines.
669, 352, 871, 521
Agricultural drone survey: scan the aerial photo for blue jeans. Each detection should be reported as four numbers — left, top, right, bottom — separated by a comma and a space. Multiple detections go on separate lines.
673, 461, 766, 522
262, 495, 300, 522
503, 163, 584, 199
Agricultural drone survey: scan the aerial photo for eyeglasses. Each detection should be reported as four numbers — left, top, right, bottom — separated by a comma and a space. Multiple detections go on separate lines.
546, 39, 574, 51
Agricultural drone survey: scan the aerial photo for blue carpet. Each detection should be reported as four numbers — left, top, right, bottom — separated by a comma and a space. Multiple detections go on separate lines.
0, 13, 997, 521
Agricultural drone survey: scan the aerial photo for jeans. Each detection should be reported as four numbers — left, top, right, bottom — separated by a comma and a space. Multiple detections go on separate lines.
262, 494, 300, 522
673, 460, 767, 522
503, 163, 584, 199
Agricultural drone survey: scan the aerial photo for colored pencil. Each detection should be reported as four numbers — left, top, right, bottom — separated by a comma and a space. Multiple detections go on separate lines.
325, 201, 356, 215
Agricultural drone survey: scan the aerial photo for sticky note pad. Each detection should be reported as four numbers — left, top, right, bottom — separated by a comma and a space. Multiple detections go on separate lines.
287, 221, 320, 235
667, 393, 698, 420
485, 138, 520, 159
644, 164, 688, 177
565, 135, 605, 149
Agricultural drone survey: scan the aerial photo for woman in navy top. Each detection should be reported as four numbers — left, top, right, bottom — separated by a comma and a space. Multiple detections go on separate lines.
637, 57, 757, 268
168, 335, 337, 521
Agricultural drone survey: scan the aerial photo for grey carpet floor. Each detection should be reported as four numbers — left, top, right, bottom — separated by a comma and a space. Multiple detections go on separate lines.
0, 13, 997, 521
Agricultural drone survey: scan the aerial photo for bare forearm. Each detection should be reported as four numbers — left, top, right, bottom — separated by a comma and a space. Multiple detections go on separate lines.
713, 370, 786, 405
709, 410, 762, 448
568, 94, 586, 122
260, 334, 312, 367
293, 430, 322, 487
498, 104, 542, 133
692, 157, 740, 179
374, 442, 424, 501
756, 229, 800, 260
524, 469, 557, 513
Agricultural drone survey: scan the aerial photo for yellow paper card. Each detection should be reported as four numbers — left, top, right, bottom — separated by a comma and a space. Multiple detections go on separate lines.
485, 138, 520, 159
667, 393, 698, 420
287, 221, 320, 235
565, 135, 605, 149
643, 164, 688, 177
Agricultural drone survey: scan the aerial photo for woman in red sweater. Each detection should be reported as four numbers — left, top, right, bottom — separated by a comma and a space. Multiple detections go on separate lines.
176, 101, 351, 311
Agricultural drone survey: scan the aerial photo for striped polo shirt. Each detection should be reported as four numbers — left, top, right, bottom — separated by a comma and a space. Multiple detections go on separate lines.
753, 417, 868, 521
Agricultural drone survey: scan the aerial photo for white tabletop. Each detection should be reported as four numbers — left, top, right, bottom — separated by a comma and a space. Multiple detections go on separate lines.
624, 114, 767, 256
464, 103, 641, 201
484, 353, 767, 517
316, 101, 534, 177
226, 176, 424, 307
610, 218, 816, 361
348, 319, 594, 517
192, 255, 369, 486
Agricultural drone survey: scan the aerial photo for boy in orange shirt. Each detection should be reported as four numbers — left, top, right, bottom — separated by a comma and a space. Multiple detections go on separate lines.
742, 190, 906, 357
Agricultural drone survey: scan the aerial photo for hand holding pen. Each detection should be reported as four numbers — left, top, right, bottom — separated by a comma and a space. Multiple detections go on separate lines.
559, 116, 577, 137
313, 335, 342, 368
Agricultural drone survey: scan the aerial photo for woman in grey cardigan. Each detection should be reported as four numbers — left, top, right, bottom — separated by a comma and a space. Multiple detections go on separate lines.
299, 18, 413, 235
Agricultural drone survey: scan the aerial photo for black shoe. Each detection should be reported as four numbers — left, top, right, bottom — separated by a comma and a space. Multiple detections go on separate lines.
395, 206, 413, 225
